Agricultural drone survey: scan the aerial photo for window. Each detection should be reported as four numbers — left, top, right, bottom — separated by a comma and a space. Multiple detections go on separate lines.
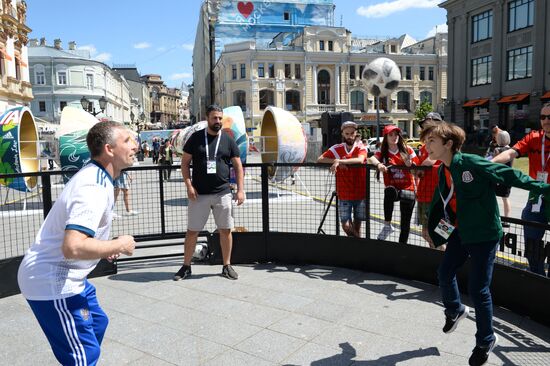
419, 66, 426, 81
60, 101, 67, 111
405, 66, 412, 80
359, 65, 364, 79
39, 101, 46, 112
258, 63, 265, 77
259, 89, 274, 110
507, 46, 532, 80
350, 90, 365, 112
86, 74, 94, 90
233, 90, 246, 111
390, 45, 396, 53
472, 10, 493, 43
285, 90, 300, 111
508, 0, 534, 32
471, 55, 492, 86
240, 64, 246, 79
419, 91, 433, 106
15, 57, 21, 80
35, 70, 45, 85
294, 64, 301, 79
428, 67, 434, 81
397, 91, 410, 111
231, 65, 237, 80
57, 71, 67, 85
328, 41, 333, 51
284, 11, 290, 21
0, 52, 4, 77
284, 63, 291, 78
268, 63, 275, 78
319, 40, 325, 51
350, 65, 356, 80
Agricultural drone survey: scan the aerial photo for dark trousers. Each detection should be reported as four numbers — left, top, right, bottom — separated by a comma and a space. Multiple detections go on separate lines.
161, 161, 172, 181
438, 231, 498, 347
521, 201, 549, 276
383, 186, 415, 244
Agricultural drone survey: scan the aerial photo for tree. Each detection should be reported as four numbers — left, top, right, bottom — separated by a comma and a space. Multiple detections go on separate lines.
414, 100, 433, 124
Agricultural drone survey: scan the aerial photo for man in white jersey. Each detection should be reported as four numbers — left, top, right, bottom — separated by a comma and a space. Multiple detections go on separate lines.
17, 121, 137, 365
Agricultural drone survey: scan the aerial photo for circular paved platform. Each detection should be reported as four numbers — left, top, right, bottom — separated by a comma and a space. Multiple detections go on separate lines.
1, 262, 549, 365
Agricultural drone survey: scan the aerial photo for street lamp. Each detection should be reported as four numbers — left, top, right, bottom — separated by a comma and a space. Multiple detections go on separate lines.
80, 96, 107, 116
130, 110, 135, 124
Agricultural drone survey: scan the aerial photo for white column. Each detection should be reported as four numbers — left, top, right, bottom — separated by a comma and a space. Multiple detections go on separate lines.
335, 64, 340, 105
313, 64, 318, 104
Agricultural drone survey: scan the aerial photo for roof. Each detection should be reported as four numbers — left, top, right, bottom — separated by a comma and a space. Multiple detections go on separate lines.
113, 68, 142, 82
28, 46, 91, 60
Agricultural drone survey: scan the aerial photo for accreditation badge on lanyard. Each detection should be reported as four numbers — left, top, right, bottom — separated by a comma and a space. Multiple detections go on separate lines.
434, 172, 455, 240
205, 129, 222, 175
537, 133, 550, 183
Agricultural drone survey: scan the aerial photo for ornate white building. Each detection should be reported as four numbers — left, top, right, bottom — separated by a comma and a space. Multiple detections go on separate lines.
214, 26, 448, 137
0, 0, 32, 112
28, 38, 131, 124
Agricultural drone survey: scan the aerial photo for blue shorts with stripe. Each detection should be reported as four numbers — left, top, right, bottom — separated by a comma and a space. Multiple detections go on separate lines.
27, 281, 108, 366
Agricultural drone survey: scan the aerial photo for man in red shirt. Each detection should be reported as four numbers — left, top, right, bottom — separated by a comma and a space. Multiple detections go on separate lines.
318, 121, 368, 237
492, 102, 550, 276
417, 112, 444, 249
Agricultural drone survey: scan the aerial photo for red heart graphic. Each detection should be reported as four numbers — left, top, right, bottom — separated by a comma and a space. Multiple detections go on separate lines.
237, 2, 254, 19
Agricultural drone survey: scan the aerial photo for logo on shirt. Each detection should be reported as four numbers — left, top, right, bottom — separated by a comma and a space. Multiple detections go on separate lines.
462, 171, 474, 183
80, 308, 90, 321
2, 131, 14, 140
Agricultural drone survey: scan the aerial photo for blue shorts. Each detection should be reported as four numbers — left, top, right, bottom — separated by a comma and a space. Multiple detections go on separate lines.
26, 281, 108, 366
338, 199, 366, 223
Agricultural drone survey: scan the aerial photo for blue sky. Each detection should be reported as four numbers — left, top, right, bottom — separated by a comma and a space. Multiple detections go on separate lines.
27, 0, 446, 88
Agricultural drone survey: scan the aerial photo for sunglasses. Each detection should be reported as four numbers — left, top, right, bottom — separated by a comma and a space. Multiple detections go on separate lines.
541, 115, 550, 120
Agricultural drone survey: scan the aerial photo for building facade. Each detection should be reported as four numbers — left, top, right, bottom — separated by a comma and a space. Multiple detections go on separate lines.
192, 0, 335, 121
28, 39, 131, 124
142, 74, 181, 129
0, 0, 32, 112
113, 65, 152, 129
440, 0, 550, 146
214, 26, 447, 137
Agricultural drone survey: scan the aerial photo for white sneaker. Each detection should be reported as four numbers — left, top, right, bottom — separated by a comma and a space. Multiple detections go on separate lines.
377, 224, 395, 240
125, 210, 139, 216
112, 212, 120, 220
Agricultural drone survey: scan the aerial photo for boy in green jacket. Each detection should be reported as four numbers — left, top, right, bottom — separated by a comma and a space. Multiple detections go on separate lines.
420, 121, 550, 366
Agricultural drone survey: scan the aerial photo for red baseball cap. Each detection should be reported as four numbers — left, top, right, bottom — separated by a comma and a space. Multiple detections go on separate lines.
383, 125, 401, 136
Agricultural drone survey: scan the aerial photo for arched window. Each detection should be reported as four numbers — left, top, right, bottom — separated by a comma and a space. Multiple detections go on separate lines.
233, 90, 246, 111
317, 70, 330, 104
397, 91, 411, 111
419, 91, 433, 106
350, 90, 365, 112
259, 89, 274, 110
285, 90, 300, 111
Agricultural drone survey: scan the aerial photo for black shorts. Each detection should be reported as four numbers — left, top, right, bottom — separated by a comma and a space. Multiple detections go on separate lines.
494, 184, 511, 198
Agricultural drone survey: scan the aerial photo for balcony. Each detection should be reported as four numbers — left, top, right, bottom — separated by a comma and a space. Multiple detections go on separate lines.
306, 104, 348, 114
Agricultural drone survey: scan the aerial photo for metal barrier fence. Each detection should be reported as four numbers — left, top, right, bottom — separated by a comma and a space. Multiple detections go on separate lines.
1, 163, 549, 276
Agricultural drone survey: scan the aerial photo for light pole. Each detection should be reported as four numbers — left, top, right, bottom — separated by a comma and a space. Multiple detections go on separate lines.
80, 96, 107, 117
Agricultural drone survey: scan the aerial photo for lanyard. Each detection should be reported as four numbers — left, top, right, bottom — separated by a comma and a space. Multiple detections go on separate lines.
541, 132, 550, 171
205, 129, 222, 161
439, 169, 454, 221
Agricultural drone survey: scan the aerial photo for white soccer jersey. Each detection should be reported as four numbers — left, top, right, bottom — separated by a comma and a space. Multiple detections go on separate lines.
18, 161, 115, 300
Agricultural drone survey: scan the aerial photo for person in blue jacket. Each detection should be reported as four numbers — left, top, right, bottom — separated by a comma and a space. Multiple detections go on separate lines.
420, 121, 550, 366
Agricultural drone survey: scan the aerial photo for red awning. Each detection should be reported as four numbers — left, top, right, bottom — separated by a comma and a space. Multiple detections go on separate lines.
541, 91, 550, 101
463, 98, 489, 108
497, 93, 530, 104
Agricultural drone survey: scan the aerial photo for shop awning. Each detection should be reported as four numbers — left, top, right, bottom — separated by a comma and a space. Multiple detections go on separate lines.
497, 93, 530, 104
463, 98, 489, 108
541, 91, 550, 101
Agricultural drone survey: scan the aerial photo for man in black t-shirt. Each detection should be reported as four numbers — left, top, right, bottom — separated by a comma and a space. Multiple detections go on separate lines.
174, 105, 245, 281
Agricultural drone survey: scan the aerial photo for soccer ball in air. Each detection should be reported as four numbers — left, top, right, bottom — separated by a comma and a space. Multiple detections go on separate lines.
362, 57, 401, 97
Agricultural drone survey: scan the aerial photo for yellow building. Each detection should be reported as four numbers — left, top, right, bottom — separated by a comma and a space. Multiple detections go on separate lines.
0, 0, 32, 112
214, 26, 447, 137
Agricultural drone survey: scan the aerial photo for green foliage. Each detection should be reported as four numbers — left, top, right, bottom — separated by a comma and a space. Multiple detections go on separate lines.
414, 101, 434, 124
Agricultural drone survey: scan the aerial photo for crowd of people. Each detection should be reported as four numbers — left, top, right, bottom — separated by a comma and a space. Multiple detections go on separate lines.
14, 103, 550, 366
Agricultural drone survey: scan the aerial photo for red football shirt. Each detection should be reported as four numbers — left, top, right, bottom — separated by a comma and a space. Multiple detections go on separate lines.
322, 143, 368, 200
512, 130, 550, 181
416, 145, 441, 203
375, 146, 418, 191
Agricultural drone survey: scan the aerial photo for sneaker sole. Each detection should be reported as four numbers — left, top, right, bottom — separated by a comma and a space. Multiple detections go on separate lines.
444, 305, 469, 334
222, 273, 238, 280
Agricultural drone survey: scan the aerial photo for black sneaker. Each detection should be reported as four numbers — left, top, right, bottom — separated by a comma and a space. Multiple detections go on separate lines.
443, 305, 469, 333
222, 265, 238, 280
173, 264, 191, 281
469, 335, 498, 366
